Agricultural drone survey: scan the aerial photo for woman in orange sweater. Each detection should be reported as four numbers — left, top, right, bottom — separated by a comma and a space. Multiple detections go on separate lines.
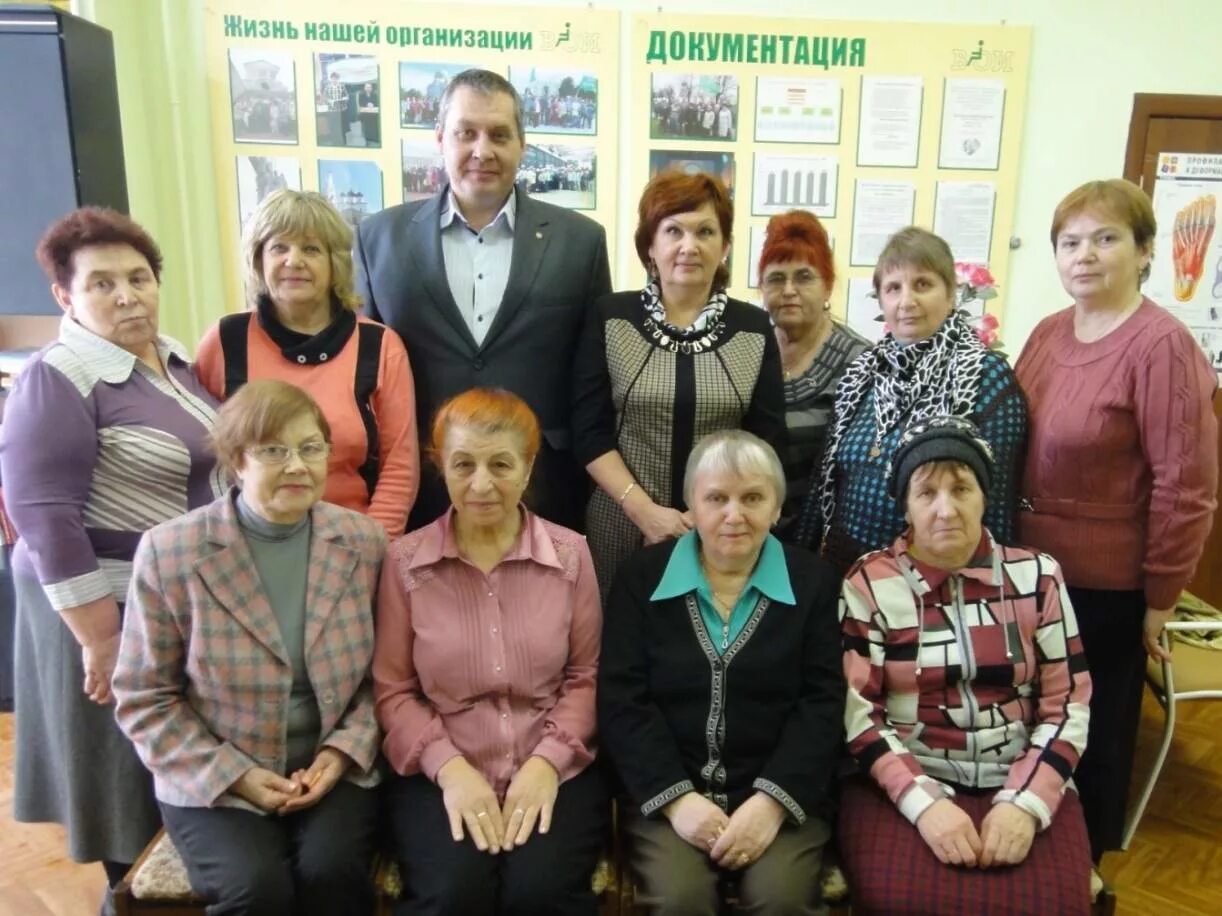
197, 190, 418, 537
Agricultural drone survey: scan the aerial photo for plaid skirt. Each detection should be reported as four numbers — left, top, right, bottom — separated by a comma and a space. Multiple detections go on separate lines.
838, 776, 1092, 916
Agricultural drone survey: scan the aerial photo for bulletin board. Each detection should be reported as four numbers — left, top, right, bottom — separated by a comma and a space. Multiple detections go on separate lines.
630, 13, 1031, 341
202, 1, 620, 311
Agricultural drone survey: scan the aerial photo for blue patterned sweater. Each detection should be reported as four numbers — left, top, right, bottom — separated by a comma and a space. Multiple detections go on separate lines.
818, 351, 1027, 572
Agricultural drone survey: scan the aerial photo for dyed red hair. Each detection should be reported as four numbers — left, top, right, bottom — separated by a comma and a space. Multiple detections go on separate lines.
634, 171, 733, 288
757, 210, 835, 291
430, 388, 542, 470
36, 207, 163, 289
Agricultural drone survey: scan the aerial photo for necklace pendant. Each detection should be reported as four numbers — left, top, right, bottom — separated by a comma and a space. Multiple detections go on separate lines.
869, 445, 882, 458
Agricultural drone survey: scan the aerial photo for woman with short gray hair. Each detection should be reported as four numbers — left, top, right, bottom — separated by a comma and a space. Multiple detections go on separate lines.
599, 430, 843, 914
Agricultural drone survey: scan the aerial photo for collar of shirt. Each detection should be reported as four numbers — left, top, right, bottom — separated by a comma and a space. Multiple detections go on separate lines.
894, 528, 1001, 595
651, 530, 795, 606
256, 293, 356, 365
57, 315, 189, 383
440, 186, 517, 235
406, 505, 565, 573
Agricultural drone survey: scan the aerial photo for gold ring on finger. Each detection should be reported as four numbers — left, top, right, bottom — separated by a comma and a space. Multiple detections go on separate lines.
476, 811, 489, 818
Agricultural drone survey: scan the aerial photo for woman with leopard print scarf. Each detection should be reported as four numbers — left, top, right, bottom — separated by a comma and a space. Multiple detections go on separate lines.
795, 227, 1027, 571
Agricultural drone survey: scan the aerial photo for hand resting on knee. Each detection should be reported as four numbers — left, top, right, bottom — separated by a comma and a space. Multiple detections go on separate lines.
916, 798, 1038, 868
663, 792, 730, 853
916, 798, 983, 867
709, 792, 786, 870
437, 756, 507, 854
978, 802, 1037, 867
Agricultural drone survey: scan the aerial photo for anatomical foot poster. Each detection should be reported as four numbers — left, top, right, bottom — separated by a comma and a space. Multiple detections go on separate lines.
1150, 152, 1222, 372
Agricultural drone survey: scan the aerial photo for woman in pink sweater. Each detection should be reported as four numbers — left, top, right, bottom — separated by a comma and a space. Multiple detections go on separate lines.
1016, 178, 1217, 863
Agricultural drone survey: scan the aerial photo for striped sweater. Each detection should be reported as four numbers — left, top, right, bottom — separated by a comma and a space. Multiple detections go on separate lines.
840, 529, 1091, 830
0, 318, 225, 609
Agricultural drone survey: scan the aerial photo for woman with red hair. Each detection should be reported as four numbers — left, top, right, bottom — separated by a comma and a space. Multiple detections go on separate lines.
373, 387, 606, 915
757, 210, 868, 543
573, 171, 785, 593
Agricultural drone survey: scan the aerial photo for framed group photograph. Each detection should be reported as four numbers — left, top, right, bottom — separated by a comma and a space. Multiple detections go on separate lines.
517, 144, 596, 210
401, 139, 446, 203
399, 62, 478, 130
650, 73, 739, 141
509, 66, 597, 135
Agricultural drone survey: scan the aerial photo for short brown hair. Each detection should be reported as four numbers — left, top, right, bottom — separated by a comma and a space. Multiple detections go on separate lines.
872, 226, 956, 298
758, 210, 835, 291
210, 379, 332, 477
36, 207, 163, 289
242, 189, 361, 311
1050, 179, 1156, 283
634, 172, 733, 288
429, 387, 541, 471
438, 69, 524, 143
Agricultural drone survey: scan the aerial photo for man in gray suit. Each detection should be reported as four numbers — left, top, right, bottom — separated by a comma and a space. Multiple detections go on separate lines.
354, 69, 612, 531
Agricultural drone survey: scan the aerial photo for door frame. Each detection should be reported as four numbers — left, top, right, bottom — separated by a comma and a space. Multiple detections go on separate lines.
1124, 93, 1222, 188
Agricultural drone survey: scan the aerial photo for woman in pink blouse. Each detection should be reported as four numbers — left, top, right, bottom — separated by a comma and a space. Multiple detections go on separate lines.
373, 387, 605, 915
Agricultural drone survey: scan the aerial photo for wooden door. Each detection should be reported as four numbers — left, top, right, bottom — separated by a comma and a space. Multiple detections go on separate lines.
1124, 93, 1222, 608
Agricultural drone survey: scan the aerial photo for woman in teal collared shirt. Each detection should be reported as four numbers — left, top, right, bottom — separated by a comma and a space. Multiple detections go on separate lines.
598, 430, 844, 915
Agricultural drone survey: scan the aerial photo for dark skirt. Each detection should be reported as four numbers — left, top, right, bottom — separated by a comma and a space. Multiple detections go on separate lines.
12, 573, 160, 863
1067, 586, 1147, 860
838, 776, 1092, 916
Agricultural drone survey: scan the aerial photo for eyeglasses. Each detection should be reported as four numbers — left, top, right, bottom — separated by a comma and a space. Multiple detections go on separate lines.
245, 442, 331, 466
761, 269, 823, 292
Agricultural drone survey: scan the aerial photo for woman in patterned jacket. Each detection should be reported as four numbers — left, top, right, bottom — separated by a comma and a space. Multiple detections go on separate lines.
838, 416, 1093, 915
114, 381, 386, 916
798, 227, 1027, 571
573, 171, 785, 594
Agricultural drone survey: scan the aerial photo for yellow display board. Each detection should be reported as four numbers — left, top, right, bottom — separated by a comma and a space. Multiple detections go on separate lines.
202, 1, 620, 311
629, 14, 1030, 339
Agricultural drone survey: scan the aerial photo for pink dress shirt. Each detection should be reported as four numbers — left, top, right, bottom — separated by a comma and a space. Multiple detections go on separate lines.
373, 507, 601, 797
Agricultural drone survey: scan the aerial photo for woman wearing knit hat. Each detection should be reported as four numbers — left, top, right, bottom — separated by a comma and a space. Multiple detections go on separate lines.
757, 210, 869, 543
838, 415, 1094, 915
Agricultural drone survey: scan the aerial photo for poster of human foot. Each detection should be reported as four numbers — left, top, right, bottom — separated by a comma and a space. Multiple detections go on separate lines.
1150, 152, 1222, 372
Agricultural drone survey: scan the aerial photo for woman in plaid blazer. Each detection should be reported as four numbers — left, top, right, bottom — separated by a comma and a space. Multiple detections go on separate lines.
114, 380, 387, 916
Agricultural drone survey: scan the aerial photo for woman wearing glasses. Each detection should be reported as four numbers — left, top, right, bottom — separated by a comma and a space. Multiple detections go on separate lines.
114, 380, 387, 916
757, 211, 868, 543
